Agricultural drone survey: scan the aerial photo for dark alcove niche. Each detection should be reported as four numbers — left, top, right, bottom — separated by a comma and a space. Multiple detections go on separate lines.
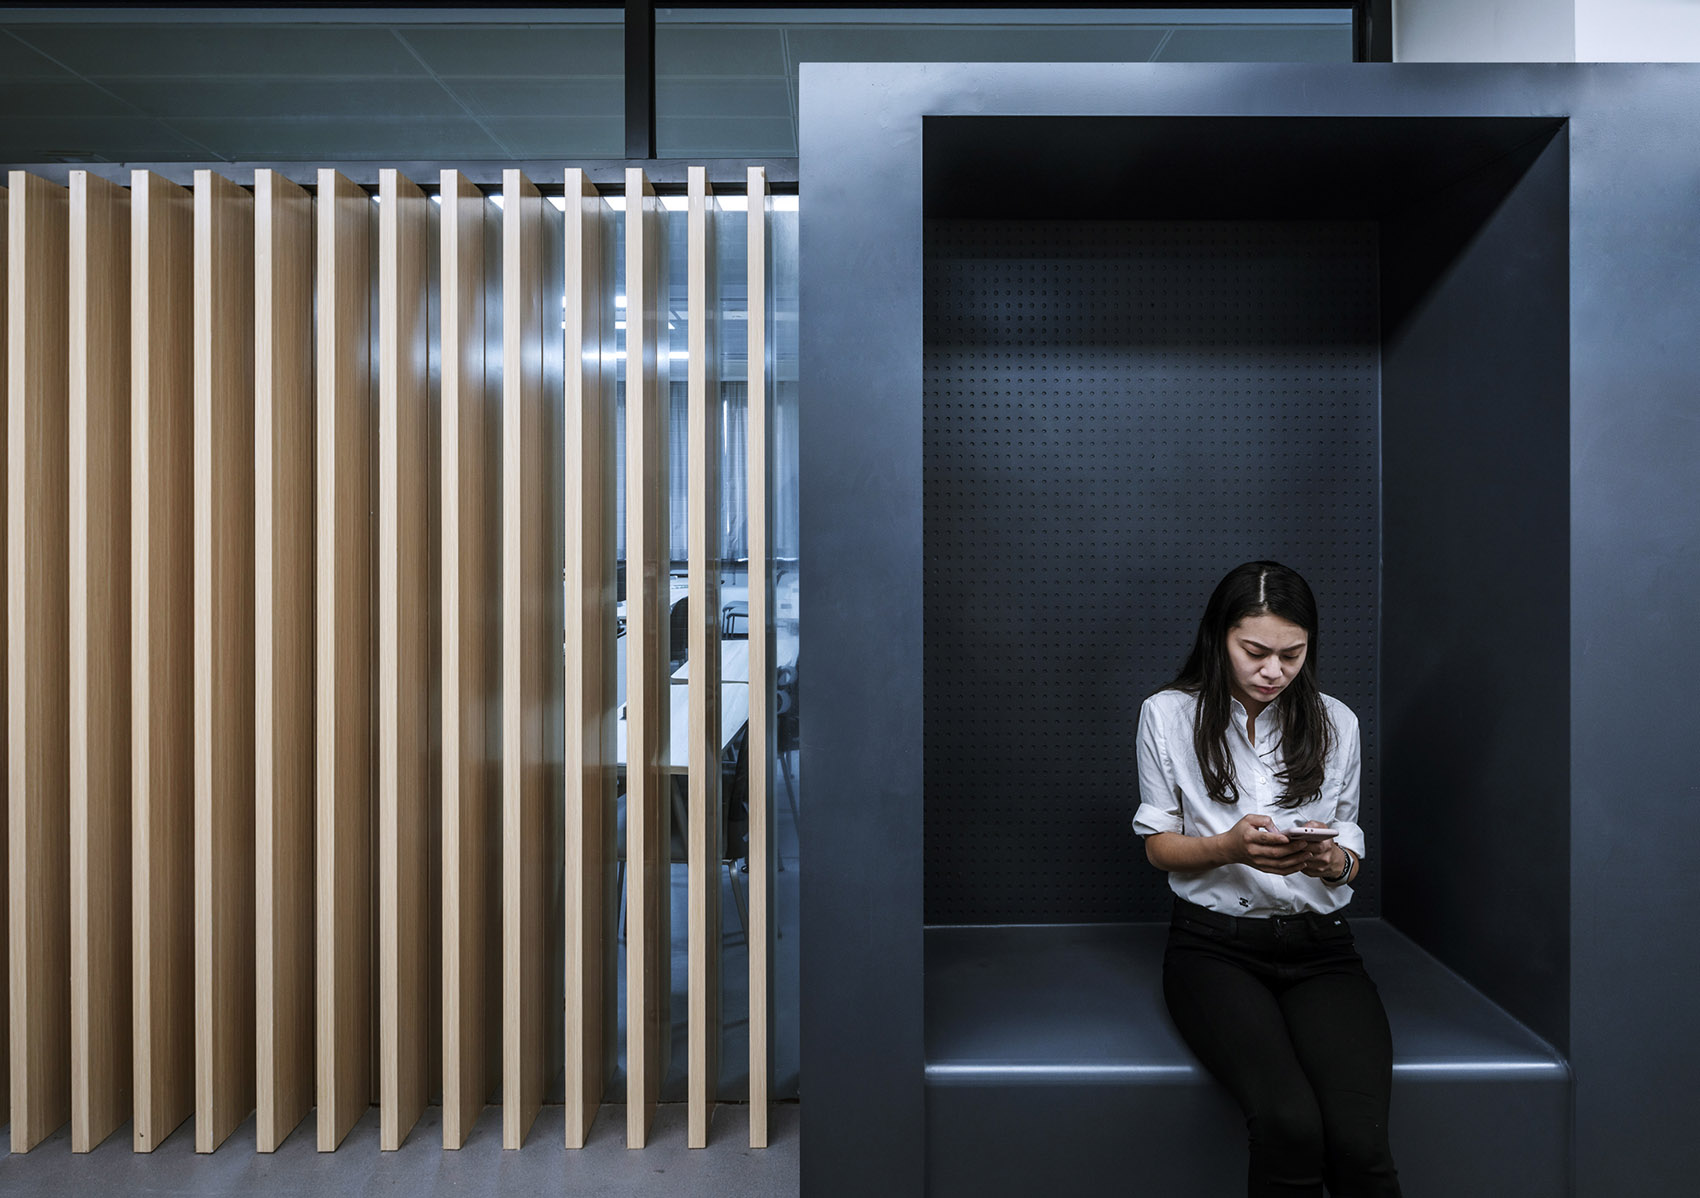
921, 114, 1570, 1051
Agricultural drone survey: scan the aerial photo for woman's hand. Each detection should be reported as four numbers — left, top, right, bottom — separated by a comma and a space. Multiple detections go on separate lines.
1291, 820, 1347, 879
1224, 815, 1319, 876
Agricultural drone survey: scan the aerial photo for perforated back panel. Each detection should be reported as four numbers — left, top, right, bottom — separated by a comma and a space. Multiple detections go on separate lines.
923, 219, 1380, 924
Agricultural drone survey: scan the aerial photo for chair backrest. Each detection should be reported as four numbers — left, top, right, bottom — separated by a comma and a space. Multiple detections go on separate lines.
668, 595, 690, 669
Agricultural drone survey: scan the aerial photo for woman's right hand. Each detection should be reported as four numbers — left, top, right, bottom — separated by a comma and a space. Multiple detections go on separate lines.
1219, 814, 1313, 875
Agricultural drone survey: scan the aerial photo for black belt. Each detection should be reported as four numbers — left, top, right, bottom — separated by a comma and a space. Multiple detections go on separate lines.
1172, 896, 1347, 938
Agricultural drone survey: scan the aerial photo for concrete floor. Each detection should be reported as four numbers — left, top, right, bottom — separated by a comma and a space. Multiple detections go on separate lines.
0, 757, 805, 1197
0, 1102, 799, 1197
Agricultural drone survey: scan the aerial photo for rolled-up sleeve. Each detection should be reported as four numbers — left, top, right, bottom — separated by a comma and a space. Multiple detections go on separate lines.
1327, 707, 1366, 859
1132, 699, 1185, 837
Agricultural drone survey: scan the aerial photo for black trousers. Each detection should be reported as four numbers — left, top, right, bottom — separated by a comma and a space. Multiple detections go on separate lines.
1163, 899, 1403, 1198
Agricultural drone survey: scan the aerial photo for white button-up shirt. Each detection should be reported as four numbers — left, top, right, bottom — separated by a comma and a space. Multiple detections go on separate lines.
1132, 687, 1365, 917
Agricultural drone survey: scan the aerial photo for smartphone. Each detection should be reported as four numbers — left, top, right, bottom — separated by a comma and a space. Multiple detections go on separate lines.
1274, 826, 1339, 841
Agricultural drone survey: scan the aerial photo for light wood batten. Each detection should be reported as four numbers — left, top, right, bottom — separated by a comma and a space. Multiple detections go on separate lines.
8, 170, 72, 1154
501, 168, 547, 1150
192, 168, 257, 1154
377, 168, 438, 1152
0, 180, 7, 1115
439, 169, 494, 1152
745, 166, 773, 1150
686, 167, 722, 1150
130, 169, 195, 1153
624, 167, 670, 1150
562, 168, 613, 1151
69, 169, 134, 1154
254, 169, 315, 1154
314, 169, 374, 1153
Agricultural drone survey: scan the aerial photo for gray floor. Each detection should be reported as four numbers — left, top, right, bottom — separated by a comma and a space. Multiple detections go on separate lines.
0, 1102, 799, 1197
0, 758, 804, 1196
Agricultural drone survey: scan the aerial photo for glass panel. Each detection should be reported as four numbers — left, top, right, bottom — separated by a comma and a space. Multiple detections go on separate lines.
656, 7, 1355, 158
0, 8, 623, 164
770, 194, 801, 1101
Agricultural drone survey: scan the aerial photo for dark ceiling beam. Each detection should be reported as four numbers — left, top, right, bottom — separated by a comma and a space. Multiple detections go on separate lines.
625, 0, 656, 160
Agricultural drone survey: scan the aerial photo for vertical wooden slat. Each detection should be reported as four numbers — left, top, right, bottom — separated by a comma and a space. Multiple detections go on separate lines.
501, 168, 546, 1150
563, 168, 612, 1150
378, 167, 436, 1152
315, 169, 373, 1153
130, 169, 195, 1153
745, 167, 773, 1150
254, 169, 315, 1153
8, 170, 71, 1155
439, 169, 493, 1151
625, 166, 670, 1151
0, 180, 7, 1115
192, 168, 256, 1154
686, 167, 722, 1149
68, 168, 133, 1154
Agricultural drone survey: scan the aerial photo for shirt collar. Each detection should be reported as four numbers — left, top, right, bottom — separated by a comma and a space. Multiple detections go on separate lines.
1229, 696, 1283, 750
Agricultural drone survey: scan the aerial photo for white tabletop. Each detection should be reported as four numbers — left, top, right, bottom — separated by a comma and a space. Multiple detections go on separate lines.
671, 628, 798, 682
616, 680, 750, 773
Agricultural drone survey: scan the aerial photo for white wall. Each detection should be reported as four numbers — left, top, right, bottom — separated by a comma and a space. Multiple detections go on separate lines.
1396, 0, 1575, 61
1575, 0, 1700, 60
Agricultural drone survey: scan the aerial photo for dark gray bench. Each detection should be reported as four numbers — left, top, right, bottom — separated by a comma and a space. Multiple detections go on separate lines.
926, 922, 1569, 1196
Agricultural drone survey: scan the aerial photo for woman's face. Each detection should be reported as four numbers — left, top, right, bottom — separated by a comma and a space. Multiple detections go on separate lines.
1225, 612, 1309, 714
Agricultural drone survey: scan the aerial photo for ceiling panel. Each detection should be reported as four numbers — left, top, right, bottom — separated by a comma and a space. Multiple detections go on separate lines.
476, 115, 623, 159
0, 33, 71, 77
0, 78, 136, 119
1159, 25, 1353, 62
168, 115, 506, 161
658, 116, 797, 159
0, 115, 218, 163
402, 25, 623, 77
782, 26, 1170, 65
105, 77, 466, 121
16, 25, 426, 78
656, 79, 791, 120
656, 28, 790, 77
452, 78, 622, 119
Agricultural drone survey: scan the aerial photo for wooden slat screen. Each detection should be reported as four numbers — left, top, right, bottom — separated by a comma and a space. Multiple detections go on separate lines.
685, 166, 722, 1149
377, 168, 438, 1152
68, 170, 133, 1153
501, 168, 548, 1150
9, 169, 72, 1155
623, 167, 669, 1151
253, 168, 315, 1154
130, 169, 195, 1154
192, 168, 257, 1155
314, 169, 374, 1153
0, 179, 8, 1134
438, 169, 495, 1152
746, 166, 774, 1150
1, 165, 781, 1157
562, 167, 613, 1151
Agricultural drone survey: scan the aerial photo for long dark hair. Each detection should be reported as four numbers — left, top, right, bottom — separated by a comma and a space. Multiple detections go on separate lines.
1166, 561, 1332, 808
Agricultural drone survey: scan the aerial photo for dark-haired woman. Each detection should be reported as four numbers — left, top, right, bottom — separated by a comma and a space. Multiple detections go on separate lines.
1134, 560, 1402, 1197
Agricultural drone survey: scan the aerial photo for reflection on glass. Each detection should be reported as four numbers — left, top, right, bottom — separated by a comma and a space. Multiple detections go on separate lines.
656, 7, 1354, 157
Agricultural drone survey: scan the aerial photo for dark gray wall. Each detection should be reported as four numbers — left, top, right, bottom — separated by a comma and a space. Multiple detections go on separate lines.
923, 218, 1382, 925
798, 64, 928, 1196
1564, 71, 1700, 1198
1381, 128, 1571, 1051
801, 62, 1700, 1198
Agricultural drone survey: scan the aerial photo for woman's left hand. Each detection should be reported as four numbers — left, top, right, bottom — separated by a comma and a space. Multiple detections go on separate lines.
1294, 822, 1346, 879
